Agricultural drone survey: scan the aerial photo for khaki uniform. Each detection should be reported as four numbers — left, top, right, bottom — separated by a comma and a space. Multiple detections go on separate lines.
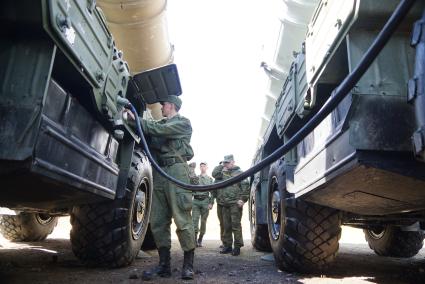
212, 164, 249, 249
212, 165, 225, 245
142, 114, 196, 252
192, 174, 214, 237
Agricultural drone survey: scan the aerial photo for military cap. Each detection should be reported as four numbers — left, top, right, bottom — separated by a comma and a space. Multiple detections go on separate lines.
222, 154, 234, 163
188, 162, 196, 168
159, 95, 182, 110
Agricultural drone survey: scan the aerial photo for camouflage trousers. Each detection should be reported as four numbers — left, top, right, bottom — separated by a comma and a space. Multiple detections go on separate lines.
192, 198, 210, 236
217, 204, 224, 244
150, 163, 196, 252
222, 203, 243, 248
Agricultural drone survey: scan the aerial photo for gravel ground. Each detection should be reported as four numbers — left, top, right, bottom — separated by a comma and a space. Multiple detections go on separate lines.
1, 217, 425, 284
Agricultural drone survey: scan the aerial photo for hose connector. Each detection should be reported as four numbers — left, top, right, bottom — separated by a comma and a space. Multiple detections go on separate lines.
116, 96, 130, 107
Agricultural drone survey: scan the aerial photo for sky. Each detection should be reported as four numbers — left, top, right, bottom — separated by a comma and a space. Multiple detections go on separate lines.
166, 0, 275, 173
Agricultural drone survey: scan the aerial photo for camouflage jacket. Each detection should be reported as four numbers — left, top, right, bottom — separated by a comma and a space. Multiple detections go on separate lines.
188, 165, 199, 185
141, 114, 194, 163
192, 174, 214, 205
212, 164, 249, 206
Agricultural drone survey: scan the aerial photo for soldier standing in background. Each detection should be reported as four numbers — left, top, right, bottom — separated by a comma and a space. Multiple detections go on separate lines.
137, 95, 196, 280
188, 162, 198, 185
212, 162, 225, 248
191, 162, 214, 247
212, 155, 250, 256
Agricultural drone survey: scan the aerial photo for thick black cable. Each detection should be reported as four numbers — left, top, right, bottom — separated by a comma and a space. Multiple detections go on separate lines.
130, 0, 416, 191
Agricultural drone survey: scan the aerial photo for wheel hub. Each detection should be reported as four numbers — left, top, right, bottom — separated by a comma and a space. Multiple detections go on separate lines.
368, 226, 386, 239
271, 191, 280, 224
269, 177, 281, 240
132, 178, 149, 240
135, 191, 146, 223
250, 195, 256, 228
35, 213, 54, 225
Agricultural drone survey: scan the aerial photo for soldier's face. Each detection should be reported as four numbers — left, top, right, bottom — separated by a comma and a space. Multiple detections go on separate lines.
161, 102, 173, 117
200, 164, 208, 174
223, 161, 234, 169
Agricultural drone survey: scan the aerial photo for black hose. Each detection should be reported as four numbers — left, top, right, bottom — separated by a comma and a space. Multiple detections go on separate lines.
130, 0, 416, 191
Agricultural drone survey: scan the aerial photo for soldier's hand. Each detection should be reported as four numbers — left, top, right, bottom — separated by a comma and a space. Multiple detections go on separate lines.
208, 204, 213, 210
237, 200, 244, 208
123, 109, 135, 121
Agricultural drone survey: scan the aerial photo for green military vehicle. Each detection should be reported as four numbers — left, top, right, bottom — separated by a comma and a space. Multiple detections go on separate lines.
250, 0, 425, 273
0, 0, 178, 267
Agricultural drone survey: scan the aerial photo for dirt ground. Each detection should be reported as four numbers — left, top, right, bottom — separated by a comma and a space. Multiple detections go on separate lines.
1, 210, 425, 284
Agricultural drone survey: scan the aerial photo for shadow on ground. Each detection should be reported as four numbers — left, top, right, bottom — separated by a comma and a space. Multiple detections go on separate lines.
1, 238, 425, 283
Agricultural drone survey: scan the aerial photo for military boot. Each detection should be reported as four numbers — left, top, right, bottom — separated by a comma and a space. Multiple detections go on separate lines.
197, 234, 203, 247
142, 247, 171, 280
181, 249, 195, 280
231, 247, 240, 256
219, 246, 232, 254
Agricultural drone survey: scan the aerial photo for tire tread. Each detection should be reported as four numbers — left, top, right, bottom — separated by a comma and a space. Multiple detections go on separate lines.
0, 214, 58, 242
275, 198, 341, 273
364, 227, 424, 258
70, 150, 152, 268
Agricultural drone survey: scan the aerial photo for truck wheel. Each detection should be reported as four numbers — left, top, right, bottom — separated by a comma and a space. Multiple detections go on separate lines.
0, 213, 58, 242
267, 164, 341, 273
141, 224, 156, 250
250, 185, 272, 251
364, 226, 424, 257
70, 151, 153, 267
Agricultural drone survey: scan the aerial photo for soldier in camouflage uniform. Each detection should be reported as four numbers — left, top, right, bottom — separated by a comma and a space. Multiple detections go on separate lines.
191, 162, 214, 247
188, 162, 198, 184
139, 95, 196, 280
211, 163, 225, 248
212, 155, 249, 256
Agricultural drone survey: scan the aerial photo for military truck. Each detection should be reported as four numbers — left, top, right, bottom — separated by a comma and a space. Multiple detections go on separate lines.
250, 0, 425, 273
0, 0, 179, 267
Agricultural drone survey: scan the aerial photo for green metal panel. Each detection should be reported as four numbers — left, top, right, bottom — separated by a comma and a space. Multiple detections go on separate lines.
294, 52, 309, 117
306, 0, 357, 85
275, 52, 309, 138
0, 39, 56, 160
43, 0, 130, 122
275, 66, 296, 137
307, 0, 424, 90
348, 94, 415, 151
347, 32, 415, 97
47, 0, 112, 88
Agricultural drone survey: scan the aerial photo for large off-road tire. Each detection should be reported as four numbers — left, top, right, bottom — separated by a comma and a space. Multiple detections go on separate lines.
141, 224, 156, 250
250, 184, 272, 252
0, 213, 58, 242
364, 225, 424, 258
267, 163, 341, 273
70, 150, 153, 267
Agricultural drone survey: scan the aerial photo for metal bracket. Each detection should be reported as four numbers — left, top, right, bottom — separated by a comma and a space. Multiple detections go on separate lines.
412, 128, 425, 157
87, 0, 96, 14
407, 77, 418, 102
411, 20, 424, 47
56, 13, 71, 33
